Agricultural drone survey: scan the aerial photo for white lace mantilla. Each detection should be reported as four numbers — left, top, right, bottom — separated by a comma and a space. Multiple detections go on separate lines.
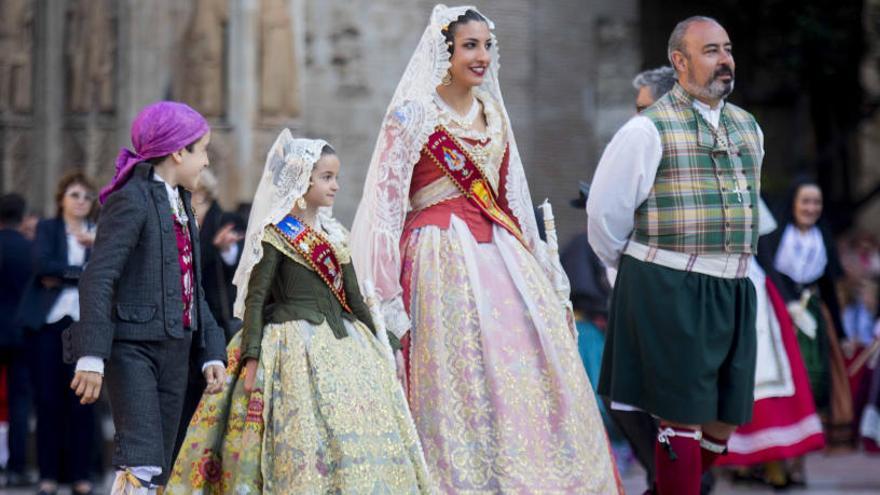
232, 131, 348, 318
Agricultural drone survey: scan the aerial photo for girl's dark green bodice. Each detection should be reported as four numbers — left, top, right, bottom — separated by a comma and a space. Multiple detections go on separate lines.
240, 235, 400, 361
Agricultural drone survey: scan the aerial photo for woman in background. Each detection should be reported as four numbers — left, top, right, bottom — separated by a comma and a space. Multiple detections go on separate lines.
758, 179, 852, 485
18, 171, 98, 495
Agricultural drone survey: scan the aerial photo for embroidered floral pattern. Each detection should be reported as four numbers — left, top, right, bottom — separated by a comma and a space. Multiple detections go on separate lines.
172, 217, 195, 328
401, 218, 619, 493
166, 321, 433, 494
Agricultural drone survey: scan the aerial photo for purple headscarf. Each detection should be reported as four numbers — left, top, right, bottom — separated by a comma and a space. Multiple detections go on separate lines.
99, 101, 209, 204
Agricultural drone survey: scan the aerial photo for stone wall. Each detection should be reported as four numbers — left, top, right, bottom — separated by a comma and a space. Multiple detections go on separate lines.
858, 0, 880, 233
300, 0, 642, 244
0, 0, 642, 246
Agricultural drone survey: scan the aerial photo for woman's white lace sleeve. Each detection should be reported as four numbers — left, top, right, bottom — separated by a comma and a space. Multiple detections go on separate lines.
351, 103, 430, 339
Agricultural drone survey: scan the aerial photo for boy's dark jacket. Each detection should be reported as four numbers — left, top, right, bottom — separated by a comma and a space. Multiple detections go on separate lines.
64, 162, 227, 366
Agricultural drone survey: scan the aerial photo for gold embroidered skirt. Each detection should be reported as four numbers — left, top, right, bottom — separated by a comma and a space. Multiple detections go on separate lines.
166, 319, 433, 494
400, 216, 620, 493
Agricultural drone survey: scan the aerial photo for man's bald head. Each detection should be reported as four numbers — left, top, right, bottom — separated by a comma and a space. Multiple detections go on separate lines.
667, 16, 722, 64
666, 16, 735, 106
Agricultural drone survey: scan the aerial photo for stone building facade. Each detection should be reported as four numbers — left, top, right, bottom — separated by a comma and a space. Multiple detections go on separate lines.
0, 0, 643, 246
858, 0, 880, 232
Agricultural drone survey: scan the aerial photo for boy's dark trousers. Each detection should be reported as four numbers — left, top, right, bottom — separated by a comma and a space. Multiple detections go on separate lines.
171, 335, 207, 464
105, 331, 192, 486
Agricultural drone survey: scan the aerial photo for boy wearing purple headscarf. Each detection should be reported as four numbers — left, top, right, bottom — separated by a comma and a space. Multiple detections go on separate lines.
64, 101, 227, 494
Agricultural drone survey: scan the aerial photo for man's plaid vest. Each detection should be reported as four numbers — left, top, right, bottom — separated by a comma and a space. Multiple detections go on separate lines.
632, 83, 762, 254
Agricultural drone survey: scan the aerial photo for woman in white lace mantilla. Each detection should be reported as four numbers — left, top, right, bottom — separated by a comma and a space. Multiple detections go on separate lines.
350, 5, 620, 493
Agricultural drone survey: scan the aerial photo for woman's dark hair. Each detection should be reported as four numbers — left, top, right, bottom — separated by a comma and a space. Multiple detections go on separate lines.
321, 144, 336, 156
146, 138, 200, 165
55, 170, 97, 218
442, 9, 489, 55
775, 176, 822, 228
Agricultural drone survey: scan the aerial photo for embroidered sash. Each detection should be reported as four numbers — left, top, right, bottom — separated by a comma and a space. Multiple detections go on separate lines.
423, 125, 527, 247
272, 215, 351, 312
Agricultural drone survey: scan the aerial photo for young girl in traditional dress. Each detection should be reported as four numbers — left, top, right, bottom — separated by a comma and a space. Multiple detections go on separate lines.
350, 5, 619, 493
166, 131, 432, 494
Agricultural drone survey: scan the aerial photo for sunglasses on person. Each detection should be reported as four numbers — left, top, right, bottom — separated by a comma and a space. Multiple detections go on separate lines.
66, 191, 96, 202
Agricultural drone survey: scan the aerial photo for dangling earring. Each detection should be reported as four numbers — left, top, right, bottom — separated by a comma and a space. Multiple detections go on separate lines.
296, 197, 307, 209
441, 70, 453, 86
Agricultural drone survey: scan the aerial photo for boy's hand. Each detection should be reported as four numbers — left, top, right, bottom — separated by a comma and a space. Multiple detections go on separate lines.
71, 371, 103, 404
203, 364, 226, 394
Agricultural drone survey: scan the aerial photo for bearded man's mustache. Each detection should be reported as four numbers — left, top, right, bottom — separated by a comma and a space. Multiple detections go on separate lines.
715, 67, 734, 79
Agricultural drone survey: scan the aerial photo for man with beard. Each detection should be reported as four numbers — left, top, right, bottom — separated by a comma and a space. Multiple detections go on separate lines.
588, 16, 763, 495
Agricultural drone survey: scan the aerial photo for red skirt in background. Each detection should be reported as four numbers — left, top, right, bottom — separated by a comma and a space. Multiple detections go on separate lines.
718, 279, 825, 465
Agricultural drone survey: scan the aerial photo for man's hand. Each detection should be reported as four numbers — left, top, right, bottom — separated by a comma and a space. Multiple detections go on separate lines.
203, 364, 226, 394
212, 223, 244, 251
242, 358, 258, 394
70, 371, 102, 404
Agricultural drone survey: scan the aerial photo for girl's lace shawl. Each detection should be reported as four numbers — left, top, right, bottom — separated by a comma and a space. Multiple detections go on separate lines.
232, 131, 349, 318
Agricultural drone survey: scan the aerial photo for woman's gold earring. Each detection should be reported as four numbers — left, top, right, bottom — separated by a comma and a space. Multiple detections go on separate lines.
296, 197, 307, 209
441, 70, 453, 86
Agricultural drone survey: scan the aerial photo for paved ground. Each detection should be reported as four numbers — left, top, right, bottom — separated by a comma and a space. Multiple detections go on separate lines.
622, 451, 880, 494
3, 451, 878, 494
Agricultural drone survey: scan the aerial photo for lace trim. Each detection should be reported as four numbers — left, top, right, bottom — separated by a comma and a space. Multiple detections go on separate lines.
434, 90, 506, 191
263, 221, 351, 266
263, 227, 312, 269
433, 91, 481, 128
410, 177, 461, 211
381, 296, 411, 338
